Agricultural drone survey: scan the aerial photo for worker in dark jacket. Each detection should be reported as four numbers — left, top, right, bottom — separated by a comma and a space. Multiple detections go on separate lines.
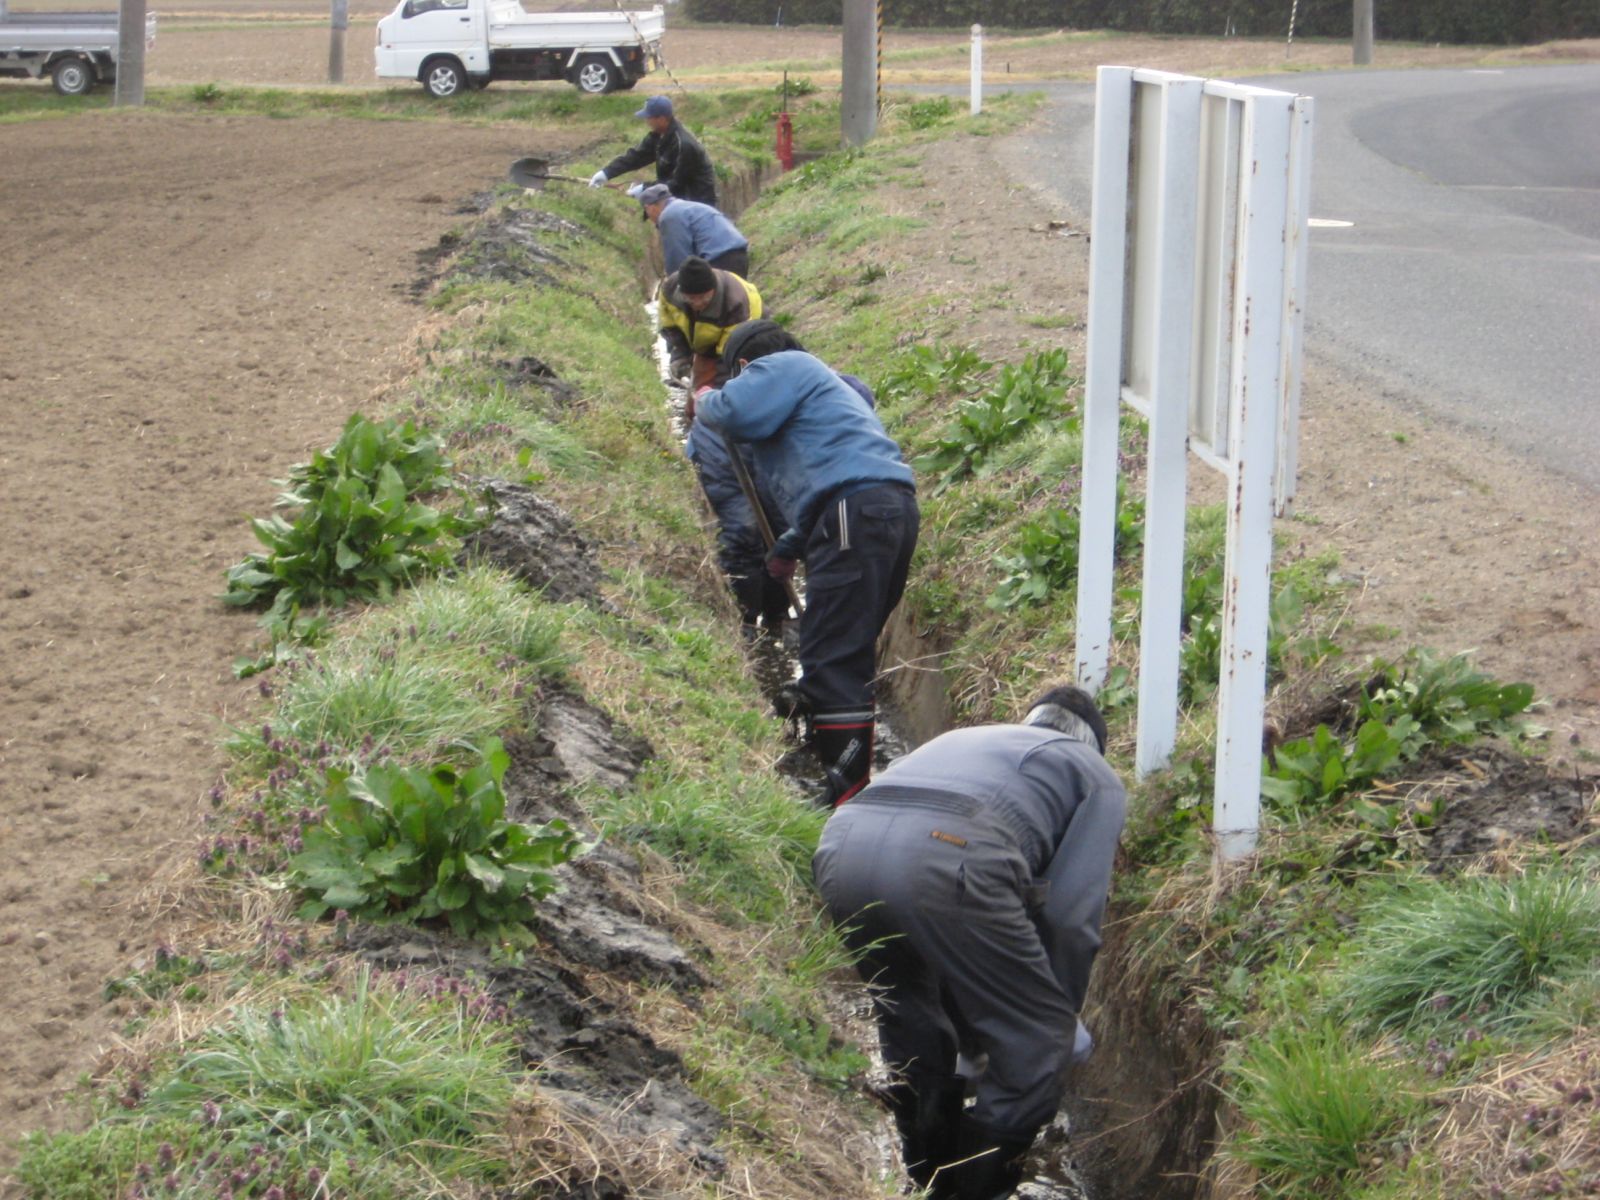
590, 94, 718, 207
641, 185, 750, 278
813, 686, 1126, 1199
696, 320, 918, 806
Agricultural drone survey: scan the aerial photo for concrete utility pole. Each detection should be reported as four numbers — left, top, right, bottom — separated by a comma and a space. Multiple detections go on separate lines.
328, 0, 349, 84
1354, 0, 1374, 64
841, 0, 878, 147
114, 0, 147, 106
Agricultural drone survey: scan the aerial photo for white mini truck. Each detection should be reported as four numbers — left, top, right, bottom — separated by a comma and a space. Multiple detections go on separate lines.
0, 0, 157, 95
375, 0, 664, 98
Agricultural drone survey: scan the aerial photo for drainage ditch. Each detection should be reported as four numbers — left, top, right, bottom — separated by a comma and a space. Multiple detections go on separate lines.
636, 152, 1219, 1198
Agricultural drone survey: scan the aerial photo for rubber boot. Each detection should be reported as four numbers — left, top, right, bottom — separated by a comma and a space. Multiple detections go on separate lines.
930, 1116, 1035, 1200
883, 1074, 966, 1188
811, 709, 874, 807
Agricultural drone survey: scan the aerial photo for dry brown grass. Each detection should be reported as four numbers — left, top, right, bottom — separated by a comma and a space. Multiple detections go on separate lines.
1431, 1033, 1600, 1198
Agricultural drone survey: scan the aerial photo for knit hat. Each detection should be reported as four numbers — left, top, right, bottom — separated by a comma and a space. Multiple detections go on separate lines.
639, 183, 672, 207
677, 256, 716, 295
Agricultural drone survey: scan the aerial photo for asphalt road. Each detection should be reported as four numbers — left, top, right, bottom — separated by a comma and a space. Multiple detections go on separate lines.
990, 64, 1600, 489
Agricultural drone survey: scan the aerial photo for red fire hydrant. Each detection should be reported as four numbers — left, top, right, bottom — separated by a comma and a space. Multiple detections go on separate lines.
776, 110, 794, 172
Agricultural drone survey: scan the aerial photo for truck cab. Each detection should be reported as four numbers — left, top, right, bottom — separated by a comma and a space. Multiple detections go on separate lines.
378, 0, 484, 94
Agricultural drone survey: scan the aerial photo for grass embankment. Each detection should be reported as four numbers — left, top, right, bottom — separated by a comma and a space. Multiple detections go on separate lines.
12, 86, 892, 1200
729, 96, 1599, 1198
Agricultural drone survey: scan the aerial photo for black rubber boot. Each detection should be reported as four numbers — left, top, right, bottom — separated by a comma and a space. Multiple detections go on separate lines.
811, 709, 874, 807
930, 1116, 1035, 1200
883, 1074, 966, 1188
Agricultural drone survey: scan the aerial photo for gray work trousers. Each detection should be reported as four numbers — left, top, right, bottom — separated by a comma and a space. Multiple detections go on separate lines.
813, 788, 1077, 1134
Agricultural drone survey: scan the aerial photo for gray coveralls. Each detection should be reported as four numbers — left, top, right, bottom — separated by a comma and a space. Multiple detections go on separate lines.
812, 724, 1126, 1136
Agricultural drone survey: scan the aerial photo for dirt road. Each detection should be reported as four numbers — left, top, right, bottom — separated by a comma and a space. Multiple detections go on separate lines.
0, 114, 577, 1162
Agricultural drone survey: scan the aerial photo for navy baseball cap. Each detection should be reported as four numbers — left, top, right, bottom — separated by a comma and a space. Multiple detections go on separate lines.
635, 95, 673, 119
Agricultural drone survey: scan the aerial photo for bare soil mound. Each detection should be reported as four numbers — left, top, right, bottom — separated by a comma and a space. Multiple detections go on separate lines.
0, 113, 581, 1165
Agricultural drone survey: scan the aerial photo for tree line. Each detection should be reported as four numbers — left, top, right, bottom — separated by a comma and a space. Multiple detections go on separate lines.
687, 0, 1600, 44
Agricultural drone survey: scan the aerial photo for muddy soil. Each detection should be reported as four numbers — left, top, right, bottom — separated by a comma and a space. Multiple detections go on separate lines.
348, 685, 728, 1194
0, 114, 577, 1165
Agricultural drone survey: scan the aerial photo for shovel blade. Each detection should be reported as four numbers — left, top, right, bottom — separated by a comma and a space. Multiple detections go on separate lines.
508, 156, 550, 189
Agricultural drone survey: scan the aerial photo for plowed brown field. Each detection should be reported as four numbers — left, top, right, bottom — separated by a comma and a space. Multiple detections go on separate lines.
0, 113, 581, 1167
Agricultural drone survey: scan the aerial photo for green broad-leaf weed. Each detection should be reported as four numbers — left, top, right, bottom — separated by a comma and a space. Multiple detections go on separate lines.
291, 737, 581, 944
222, 412, 481, 619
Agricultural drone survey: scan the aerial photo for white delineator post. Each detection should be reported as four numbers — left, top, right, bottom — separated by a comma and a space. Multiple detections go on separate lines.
970, 24, 983, 115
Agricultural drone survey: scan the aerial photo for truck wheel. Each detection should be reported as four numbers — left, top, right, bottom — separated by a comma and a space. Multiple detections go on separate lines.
573, 56, 617, 95
51, 57, 96, 96
421, 57, 466, 98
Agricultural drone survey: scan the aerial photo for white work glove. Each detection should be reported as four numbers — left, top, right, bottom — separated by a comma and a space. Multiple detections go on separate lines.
626, 182, 645, 199
588, 170, 608, 188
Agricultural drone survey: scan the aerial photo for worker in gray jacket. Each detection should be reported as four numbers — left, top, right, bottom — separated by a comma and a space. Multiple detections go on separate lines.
812, 686, 1126, 1199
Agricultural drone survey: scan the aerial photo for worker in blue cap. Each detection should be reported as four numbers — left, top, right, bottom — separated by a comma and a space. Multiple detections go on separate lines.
590, 94, 719, 207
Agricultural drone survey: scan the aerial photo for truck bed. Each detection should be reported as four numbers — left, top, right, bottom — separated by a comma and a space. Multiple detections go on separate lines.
1, 8, 150, 51
484, 3, 663, 49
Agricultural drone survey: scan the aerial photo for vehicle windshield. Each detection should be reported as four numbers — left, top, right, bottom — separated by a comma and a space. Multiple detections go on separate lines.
401, 0, 467, 18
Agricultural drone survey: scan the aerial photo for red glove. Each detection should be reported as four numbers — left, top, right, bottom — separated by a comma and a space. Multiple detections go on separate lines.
688, 384, 713, 424
766, 555, 798, 580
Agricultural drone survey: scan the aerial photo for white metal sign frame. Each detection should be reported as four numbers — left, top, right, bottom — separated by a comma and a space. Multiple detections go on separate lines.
1074, 66, 1314, 861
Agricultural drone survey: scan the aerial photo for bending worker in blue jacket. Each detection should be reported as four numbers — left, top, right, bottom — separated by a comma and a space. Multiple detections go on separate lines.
813, 686, 1127, 1199
696, 320, 919, 806
640, 184, 750, 278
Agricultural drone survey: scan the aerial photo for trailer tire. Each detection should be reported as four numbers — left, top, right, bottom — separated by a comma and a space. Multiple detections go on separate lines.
421, 56, 466, 98
572, 55, 617, 95
51, 56, 96, 96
